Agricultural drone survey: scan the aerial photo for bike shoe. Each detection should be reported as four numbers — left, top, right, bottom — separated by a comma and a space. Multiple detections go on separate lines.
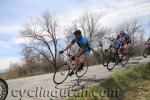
77, 62, 84, 71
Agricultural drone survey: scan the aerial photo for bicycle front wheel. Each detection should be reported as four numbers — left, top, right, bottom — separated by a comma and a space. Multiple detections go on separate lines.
0, 78, 8, 100
107, 54, 118, 71
53, 63, 70, 85
102, 55, 109, 66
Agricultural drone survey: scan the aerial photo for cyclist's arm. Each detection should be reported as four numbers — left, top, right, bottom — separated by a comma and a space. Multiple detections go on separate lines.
75, 48, 83, 57
63, 44, 73, 52
63, 39, 75, 52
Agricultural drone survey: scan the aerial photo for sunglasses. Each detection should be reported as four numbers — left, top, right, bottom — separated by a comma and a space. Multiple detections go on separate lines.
74, 34, 79, 37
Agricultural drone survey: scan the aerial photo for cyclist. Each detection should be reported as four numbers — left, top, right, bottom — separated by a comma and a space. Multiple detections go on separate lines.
115, 30, 130, 55
59, 30, 91, 76
145, 37, 150, 50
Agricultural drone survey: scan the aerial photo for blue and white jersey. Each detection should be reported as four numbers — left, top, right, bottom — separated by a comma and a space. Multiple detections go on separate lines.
117, 33, 130, 43
71, 36, 90, 52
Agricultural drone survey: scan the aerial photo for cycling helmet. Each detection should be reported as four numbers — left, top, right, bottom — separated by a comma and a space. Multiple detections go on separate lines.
73, 30, 81, 35
120, 30, 125, 35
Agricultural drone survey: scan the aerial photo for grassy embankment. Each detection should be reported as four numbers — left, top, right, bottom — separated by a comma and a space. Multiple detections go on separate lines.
68, 63, 150, 100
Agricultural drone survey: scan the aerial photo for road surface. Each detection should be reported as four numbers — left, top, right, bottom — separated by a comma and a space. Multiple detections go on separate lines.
6, 57, 150, 100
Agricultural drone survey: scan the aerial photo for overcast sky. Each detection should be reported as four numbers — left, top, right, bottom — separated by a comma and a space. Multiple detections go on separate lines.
0, 0, 150, 70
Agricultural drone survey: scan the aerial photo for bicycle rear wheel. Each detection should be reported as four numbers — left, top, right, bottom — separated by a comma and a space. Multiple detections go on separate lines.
0, 78, 8, 100
53, 63, 70, 84
76, 63, 88, 78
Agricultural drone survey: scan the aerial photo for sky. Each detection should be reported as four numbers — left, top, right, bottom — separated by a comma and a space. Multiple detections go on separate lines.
0, 0, 150, 70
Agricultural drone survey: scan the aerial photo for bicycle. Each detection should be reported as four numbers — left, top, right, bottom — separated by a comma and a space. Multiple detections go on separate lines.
102, 39, 116, 67
143, 42, 150, 58
102, 45, 112, 67
0, 78, 8, 100
105, 45, 129, 71
53, 53, 88, 85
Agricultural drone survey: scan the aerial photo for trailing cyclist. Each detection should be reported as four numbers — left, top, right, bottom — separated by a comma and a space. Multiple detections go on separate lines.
59, 30, 91, 76
114, 30, 131, 56
145, 37, 150, 50
143, 37, 150, 58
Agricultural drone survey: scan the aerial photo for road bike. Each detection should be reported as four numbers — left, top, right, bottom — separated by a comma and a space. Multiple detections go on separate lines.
143, 42, 150, 58
102, 45, 112, 66
0, 78, 8, 100
104, 45, 129, 71
53, 53, 88, 84
102, 39, 116, 67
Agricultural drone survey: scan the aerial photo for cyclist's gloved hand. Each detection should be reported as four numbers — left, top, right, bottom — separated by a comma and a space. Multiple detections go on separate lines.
59, 50, 64, 54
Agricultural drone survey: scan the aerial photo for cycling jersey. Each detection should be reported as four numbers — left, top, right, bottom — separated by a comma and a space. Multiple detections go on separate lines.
117, 33, 130, 44
113, 33, 130, 49
114, 40, 122, 49
71, 36, 90, 54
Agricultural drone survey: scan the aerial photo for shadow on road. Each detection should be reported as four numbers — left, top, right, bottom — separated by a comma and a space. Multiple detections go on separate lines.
54, 74, 107, 92
54, 74, 126, 100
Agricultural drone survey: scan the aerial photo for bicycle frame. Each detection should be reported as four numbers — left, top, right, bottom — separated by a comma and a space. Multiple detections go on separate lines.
65, 53, 82, 70
53, 53, 88, 84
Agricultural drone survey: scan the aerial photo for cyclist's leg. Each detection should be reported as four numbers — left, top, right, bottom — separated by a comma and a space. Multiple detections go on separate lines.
69, 49, 81, 76
78, 50, 90, 70
82, 51, 89, 62
72, 49, 81, 66
123, 43, 128, 55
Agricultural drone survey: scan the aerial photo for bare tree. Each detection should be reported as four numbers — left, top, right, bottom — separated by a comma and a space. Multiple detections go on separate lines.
22, 44, 42, 69
78, 12, 101, 45
21, 11, 58, 70
94, 27, 112, 50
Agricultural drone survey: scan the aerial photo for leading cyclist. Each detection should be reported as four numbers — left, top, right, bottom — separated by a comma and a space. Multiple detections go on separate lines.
59, 30, 91, 76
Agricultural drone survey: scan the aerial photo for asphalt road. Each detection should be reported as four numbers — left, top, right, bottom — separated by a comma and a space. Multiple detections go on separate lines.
6, 56, 150, 100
